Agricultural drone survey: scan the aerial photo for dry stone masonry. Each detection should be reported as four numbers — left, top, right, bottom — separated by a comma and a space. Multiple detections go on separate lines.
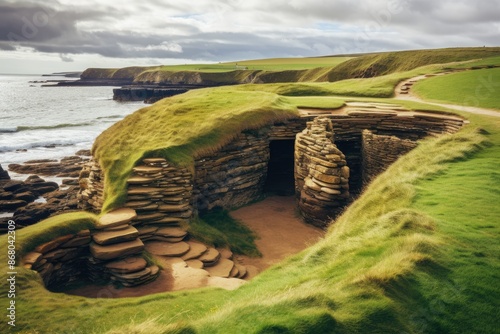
362, 130, 418, 184
295, 117, 350, 227
71, 101, 468, 288
193, 131, 269, 212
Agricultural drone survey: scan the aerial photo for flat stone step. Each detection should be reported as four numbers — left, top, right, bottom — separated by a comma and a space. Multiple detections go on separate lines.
229, 265, 239, 278
105, 256, 147, 273
90, 238, 144, 261
218, 248, 233, 260
158, 204, 191, 213
145, 241, 190, 257
127, 187, 163, 196
127, 176, 160, 185
102, 224, 129, 231
135, 204, 160, 212
92, 226, 139, 245
133, 212, 166, 222
185, 259, 204, 269
181, 242, 208, 261
112, 267, 151, 281
235, 264, 247, 279
198, 248, 220, 266
137, 226, 158, 236
125, 200, 153, 208
205, 258, 234, 278
147, 235, 186, 243
145, 217, 187, 225
97, 208, 137, 230
132, 166, 163, 174
156, 227, 188, 238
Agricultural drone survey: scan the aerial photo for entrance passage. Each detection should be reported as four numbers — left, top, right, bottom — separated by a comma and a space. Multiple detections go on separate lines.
264, 140, 295, 196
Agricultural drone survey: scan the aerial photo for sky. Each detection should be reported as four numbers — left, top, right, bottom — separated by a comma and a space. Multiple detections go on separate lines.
0, 0, 499, 74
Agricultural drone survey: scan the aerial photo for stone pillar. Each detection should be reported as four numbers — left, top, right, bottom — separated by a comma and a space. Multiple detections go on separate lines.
295, 117, 350, 227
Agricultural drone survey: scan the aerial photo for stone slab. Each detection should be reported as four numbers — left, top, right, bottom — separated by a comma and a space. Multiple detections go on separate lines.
93, 225, 139, 245
145, 241, 190, 257
155, 227, 187, 238
105, 256, 148, 273
97, 208, 137, 229
181, 242, 208, 261
205, 258, 234, 278
89, 238, 144, 260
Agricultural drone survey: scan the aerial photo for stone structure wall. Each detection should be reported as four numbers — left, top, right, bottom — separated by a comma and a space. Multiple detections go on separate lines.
295, 117, 350, 227
78, 109, 466, 230
22, 208, 160, 289
78, 160, 104, 213
362, 130, 419, 184
193, 131, 269, 212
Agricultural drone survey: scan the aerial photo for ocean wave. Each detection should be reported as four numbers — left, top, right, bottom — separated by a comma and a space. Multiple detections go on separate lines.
0, 138, 84, 153
96, 115, 124, 120
0, 122, 95, 133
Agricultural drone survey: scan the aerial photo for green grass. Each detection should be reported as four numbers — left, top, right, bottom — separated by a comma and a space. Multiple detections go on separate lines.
92, 88, 298, 212
413, 68, 500, 110
328, 47, 500, 81
2, 48, 499, 333
155, 56, 353, 72
189, 209, 261, 257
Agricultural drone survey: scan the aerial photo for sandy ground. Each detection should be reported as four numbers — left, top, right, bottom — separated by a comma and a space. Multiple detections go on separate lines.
65, 196, 324, 298
231, 196, 324, 271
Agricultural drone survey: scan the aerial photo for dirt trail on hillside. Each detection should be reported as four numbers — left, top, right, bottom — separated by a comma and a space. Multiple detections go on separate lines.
395, 74, 500, 118
231, 196, 324, 271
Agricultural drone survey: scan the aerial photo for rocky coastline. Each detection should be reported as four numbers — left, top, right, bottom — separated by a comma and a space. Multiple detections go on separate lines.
0, 150, 91, 233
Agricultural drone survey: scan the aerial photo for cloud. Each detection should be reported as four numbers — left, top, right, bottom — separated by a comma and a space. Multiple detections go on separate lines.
59, 53, 73, 62
0, 0, 498, 66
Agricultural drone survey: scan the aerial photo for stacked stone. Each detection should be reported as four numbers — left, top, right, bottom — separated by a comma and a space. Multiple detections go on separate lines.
22, 231, 92, 288
295, 117, 350, 227
125, 158, 193, 227
362, 130, 418, 184
268, 120, 307, 139
89, 208, 160, 287
144, 239, 249, 279
193, 132, 269, 211
77, 159, 104, 213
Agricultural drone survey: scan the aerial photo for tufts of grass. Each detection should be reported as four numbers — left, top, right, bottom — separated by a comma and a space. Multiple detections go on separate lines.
92, 88, 298, 212
189, 209, 261, 257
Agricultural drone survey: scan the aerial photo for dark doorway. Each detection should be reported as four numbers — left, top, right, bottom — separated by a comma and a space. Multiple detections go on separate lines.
264, 140, 295, 196
335, 139, 362, 196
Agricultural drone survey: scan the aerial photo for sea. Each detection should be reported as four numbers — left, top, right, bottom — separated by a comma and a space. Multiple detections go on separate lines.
0, 74, 145, 181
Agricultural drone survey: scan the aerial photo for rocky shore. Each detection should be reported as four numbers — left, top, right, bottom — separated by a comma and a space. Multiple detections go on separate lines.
0, 150, 91, 233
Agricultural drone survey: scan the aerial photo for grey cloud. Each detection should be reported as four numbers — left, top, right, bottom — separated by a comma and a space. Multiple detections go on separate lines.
0, 0, 498, 63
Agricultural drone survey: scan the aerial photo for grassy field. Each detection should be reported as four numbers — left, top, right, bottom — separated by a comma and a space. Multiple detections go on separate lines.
156, 56, 353, 72
413, 67, 500, 110
1, 48, 499, 333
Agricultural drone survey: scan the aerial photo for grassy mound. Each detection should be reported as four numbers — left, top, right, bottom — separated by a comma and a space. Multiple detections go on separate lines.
92, 88, 298, 212
4, 101, 497, 333
328, 47, 500, 80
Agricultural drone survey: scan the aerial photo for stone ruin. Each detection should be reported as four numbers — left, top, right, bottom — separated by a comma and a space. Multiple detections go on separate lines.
22, 102, 467, 290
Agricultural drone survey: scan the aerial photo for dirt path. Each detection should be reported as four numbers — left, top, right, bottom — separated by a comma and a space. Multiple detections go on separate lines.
65, 196, 323, 298
395, 74, 500, 118
231, 196, 324, 272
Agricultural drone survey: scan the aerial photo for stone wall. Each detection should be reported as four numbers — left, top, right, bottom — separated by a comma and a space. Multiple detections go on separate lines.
362, 130, 418, 184
77, 108, 466, 230
78, 160, 104, 213
193, 131, 269, 212
295, 117, 350, 227
22, 208, 160, 289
